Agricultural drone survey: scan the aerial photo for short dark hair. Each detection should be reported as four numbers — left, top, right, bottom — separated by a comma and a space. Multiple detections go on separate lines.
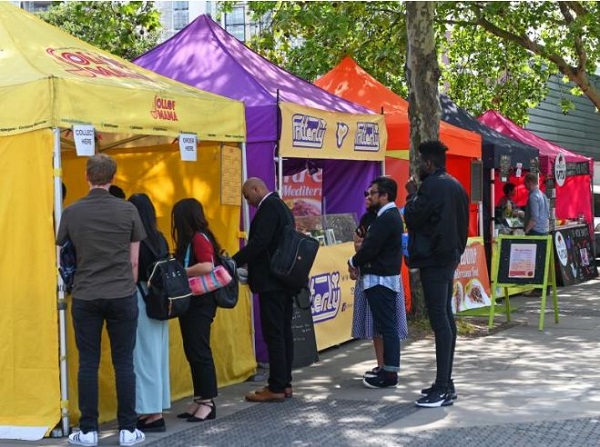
524, 172, 538, 185
109, 184, 126, 199
87, 154, 116, 185
370, 176, 397, 202
503, 183, 516, 196
418, 140, 448, 168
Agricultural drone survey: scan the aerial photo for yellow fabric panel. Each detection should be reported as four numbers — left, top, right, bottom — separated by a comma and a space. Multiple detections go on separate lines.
386, 150, 410, 161
0, 130, 60, 428
0, 3, 246, 140
62, 142, 256, 424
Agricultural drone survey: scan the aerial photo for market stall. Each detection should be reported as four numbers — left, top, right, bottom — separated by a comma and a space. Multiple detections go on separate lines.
134, 15, 387, 356
0, 4, 251, 440
477, 111, 597, 285
440, 95, 540, 269
315, 57, 484, 311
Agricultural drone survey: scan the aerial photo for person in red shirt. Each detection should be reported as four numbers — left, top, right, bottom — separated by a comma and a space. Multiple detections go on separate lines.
171, 198, 222, 422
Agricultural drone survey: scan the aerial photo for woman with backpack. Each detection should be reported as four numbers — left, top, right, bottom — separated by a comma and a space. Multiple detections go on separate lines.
128, 193, 171, 432
171, 198, 220, 422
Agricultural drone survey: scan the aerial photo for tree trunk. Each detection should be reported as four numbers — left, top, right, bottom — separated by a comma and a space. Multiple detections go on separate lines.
405, 1, 441, 318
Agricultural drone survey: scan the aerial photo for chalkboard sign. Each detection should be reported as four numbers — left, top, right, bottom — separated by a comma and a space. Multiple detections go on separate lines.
496, 236, 549, 285
553, 225, 598, 286
291, 299, 319, 368
490, 235, 559, 331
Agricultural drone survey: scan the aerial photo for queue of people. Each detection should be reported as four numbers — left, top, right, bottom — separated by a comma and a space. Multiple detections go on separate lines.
57, 141, 473, 445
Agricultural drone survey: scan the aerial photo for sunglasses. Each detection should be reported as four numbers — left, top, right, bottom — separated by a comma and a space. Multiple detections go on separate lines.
364, 190, 381, 197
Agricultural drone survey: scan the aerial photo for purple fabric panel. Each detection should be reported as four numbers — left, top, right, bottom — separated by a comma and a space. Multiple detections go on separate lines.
322, 160, 381, 220
135, 15, 373, 116
133, 17, 274, 107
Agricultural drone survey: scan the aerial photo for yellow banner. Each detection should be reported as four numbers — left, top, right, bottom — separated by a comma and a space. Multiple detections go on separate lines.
279, 102, 387, 161
309, 243, 356, 350
0, 3, 246, 141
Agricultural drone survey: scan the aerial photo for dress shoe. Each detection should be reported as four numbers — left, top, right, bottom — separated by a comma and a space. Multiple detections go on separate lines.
136, 417, 166, 433
187, 400, 216, 422
245, 388, 285, 402
256, 386, 293, 398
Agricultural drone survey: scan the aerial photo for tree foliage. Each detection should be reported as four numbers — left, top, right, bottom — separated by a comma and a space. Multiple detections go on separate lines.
39, 1, 162, 61
244, 1, 600, 124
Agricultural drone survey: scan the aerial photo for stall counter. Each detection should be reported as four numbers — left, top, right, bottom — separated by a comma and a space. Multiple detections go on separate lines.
308, 242, 356, 351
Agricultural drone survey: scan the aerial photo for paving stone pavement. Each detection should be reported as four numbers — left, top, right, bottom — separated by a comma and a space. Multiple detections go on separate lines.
5, 278, 600, 447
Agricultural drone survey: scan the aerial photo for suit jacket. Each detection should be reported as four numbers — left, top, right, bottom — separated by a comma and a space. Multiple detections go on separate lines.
233, 192, 295, 293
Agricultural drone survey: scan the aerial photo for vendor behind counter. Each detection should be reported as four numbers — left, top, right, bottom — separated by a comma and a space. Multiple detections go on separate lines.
495, 182, 525, 234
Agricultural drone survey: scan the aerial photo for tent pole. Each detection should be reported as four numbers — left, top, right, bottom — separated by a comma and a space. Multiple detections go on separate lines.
240, 141, 256, 359
490, 169, 496, 238
53, 128, 70, 436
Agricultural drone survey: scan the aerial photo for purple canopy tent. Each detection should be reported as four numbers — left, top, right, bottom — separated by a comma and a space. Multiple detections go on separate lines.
134, 15, 380, 218
134, 15, 384, 363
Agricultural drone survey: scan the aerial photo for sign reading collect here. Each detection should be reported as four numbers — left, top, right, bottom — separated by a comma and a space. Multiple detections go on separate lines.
179, 133, 197, 162
73, 125, 95, 156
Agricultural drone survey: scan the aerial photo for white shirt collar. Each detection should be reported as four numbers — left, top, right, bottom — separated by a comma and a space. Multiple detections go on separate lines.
377, 201, 397, 216
258, 192, 273, 208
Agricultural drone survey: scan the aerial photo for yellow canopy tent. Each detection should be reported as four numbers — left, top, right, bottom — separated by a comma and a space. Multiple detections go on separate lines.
0, 3, 253, 441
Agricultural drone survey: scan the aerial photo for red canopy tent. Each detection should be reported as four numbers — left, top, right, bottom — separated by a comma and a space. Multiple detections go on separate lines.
478, 110, 593, 230
315, 57, 482, 237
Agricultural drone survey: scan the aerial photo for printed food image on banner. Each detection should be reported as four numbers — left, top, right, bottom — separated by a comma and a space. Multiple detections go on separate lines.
453, 238, 492, 313
282, 168, 323, 232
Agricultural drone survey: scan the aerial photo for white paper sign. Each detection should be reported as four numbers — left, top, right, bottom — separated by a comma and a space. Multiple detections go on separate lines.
515, 162, 522, 178
179, 133, 197, 162
555, 153, 566, 187
73, 125, 95, 156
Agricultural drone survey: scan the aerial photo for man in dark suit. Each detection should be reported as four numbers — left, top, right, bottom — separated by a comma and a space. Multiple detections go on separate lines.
348, 176, 404, 389
233, 177, 296, 402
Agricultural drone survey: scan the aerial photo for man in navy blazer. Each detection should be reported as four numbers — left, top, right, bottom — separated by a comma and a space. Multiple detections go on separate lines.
233, 177, 296, 402
349, 176, 404, 389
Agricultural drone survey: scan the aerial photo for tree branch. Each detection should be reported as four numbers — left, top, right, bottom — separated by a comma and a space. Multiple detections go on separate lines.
558, 1, 587, 70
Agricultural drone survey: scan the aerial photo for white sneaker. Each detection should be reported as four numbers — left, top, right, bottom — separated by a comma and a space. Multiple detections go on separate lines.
68, 430, 98, 446
120, 428, 145, 446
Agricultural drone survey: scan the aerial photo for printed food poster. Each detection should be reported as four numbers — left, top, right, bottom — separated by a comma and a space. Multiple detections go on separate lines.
508, 243, 537, 278
453, 238, 492, 313
282, 168, 323, 231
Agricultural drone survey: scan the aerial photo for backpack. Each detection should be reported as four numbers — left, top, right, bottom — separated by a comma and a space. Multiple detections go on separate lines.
59, 239, 77, 294
142, 237, 192, 320
270, 202, 320, 290
214, 253, 239, 309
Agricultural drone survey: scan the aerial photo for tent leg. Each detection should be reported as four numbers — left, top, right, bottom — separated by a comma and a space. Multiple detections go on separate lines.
240, 142, 256, 359
53, 128, 70, 436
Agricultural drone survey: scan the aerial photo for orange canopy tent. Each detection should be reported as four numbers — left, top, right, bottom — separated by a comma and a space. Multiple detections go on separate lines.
315, 57, 482, 231
315, 57, 483, 311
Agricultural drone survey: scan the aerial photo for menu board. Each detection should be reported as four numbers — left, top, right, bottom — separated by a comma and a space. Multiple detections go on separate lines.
291, 300, 319, 368
496, 237, 549, 285
553, 225, 598, 286
220, 145, 242, 206
453, 238, 491, 313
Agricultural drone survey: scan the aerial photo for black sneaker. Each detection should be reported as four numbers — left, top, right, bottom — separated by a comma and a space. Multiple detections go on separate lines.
415, 388, 453, 408
363, 366, 381, 378
362, 369, 398, 389
421, 381, 458, 400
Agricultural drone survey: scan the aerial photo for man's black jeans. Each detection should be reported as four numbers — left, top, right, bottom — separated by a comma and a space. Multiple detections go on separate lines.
365, 285, 400, 372
420, 265, 458, 391
71, 294, 138, 432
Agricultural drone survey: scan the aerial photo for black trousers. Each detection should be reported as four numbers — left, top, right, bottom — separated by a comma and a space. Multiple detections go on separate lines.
259, 289, 294, 393
420, 264, 458, 390
179, 294, 218, 399
71, 294, 138, 432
